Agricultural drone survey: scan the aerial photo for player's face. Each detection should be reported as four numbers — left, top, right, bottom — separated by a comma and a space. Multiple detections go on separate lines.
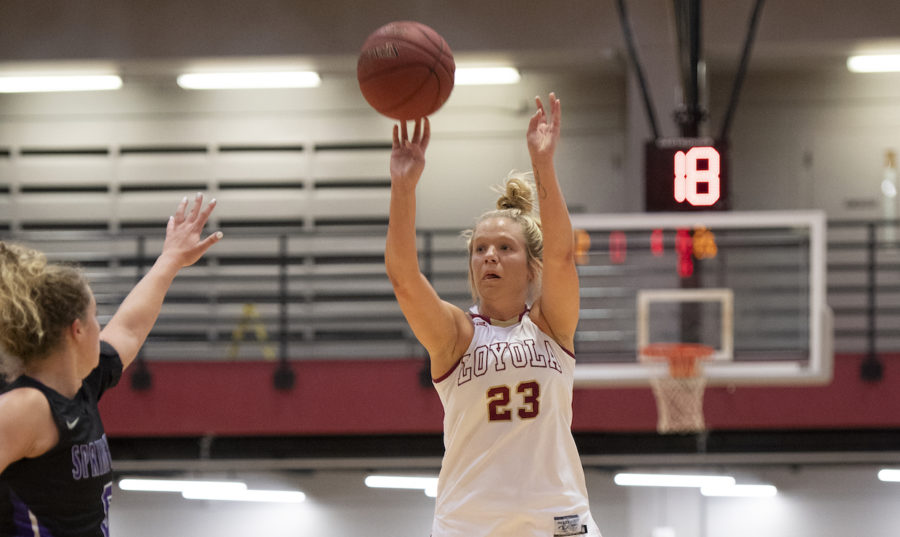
470, 217, 531, 303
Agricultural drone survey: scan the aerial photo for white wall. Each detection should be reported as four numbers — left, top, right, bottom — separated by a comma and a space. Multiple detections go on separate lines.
0, 67, 627, 232
3, 63, 900, 229
716, 67, 900, 218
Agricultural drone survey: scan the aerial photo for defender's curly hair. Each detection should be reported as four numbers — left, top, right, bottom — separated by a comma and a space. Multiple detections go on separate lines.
0, 241, 90, 375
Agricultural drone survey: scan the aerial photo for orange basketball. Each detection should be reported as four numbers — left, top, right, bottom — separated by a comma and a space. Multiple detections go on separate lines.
357, 21, 455, 120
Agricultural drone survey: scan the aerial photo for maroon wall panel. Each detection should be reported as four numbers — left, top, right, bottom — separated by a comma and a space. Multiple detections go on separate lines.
98, 354, 900, 436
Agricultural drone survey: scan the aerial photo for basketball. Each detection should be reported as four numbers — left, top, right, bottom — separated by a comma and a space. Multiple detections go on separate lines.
357, 21, 455, 120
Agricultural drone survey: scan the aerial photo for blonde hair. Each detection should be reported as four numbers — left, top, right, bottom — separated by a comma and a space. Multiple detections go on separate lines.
0, 241, 90, 373
463, 172, 543, 304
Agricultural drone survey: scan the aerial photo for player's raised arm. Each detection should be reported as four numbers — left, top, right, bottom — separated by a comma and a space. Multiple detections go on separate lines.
385, 118, 471, 377
100, 194, 222, 369
527, 93, 580, 349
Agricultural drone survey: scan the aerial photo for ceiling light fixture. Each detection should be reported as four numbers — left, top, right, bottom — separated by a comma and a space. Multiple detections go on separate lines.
454, 67, 521, 85
878, 469, 900, 481
176, 71, 321, 90
365, 475, 439, 497
613, 473, 736, 488
847, 54, 900, 73
700, 484, 778, 498
118, 477, 305, 503
181, 488, 306, 503
0, 74, 122, 93
118, 478, 247, 494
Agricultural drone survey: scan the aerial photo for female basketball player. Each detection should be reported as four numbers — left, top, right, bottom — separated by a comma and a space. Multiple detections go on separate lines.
386, 94, 602, 536
0, 194, 221, 536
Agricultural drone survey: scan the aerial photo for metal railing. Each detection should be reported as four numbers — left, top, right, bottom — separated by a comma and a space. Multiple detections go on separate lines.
2, 219, 899, 365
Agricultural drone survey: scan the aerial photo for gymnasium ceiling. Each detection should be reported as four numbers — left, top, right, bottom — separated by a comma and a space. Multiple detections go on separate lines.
1, 0, 899, 76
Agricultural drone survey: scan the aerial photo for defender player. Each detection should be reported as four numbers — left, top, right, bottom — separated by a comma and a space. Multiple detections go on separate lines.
0, 194, 221, 536
385, 94, 603, 536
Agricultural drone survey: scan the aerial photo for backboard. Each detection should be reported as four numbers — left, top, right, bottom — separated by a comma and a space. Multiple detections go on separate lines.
570, 211, 832, 386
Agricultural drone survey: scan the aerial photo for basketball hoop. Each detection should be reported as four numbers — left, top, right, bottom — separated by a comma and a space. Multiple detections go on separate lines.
641, 343, 714, 434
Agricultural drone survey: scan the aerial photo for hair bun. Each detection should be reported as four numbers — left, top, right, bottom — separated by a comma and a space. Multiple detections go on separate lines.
495, 175, 535, 214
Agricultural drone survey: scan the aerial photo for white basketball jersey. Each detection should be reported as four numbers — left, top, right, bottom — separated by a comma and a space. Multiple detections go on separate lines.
431, 308, 602, 537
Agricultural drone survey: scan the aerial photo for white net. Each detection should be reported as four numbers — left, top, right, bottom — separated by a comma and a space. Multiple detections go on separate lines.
650, 376, 707, 434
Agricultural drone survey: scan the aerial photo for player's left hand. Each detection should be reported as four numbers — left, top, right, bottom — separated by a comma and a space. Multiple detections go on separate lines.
527, 92, 561, 167
160, 193, 222, 268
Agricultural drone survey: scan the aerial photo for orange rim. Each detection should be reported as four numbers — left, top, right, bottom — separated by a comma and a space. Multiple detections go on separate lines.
641, 342, 715, 378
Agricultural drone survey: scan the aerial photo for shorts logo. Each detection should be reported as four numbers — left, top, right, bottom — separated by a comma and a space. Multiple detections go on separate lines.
554, 514, 588, 536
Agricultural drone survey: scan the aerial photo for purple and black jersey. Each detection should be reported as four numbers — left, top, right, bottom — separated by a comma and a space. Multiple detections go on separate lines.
1, 341, 122, 537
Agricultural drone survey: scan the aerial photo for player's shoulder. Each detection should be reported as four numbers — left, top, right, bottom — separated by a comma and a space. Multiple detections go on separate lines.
0, 386, 58, 469
445, 299, 476, 351
0, 386, 51, 422
526, 300, 576, 351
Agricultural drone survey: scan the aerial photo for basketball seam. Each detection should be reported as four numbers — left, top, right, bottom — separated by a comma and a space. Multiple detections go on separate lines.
357, 38, 452, 84
414, 25, 451, 116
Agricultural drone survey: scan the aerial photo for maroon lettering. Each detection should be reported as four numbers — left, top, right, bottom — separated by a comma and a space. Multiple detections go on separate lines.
544, 341, 562, 373
456, 338, 563, 386
487, 386, 512, 421
473, 346, 490, 377
486, 381, 541, 422
510, 341, 528, 368
457, 353, 473, 385
526, 339, 547, 367
517, 381, 540, 419
491, 342, 509, 371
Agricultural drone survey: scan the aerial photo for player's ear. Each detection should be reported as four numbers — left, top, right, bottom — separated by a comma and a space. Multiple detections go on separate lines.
69, 317, 87, 340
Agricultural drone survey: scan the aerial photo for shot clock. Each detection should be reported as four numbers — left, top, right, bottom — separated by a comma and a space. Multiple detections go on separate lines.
645, 138, 729, 212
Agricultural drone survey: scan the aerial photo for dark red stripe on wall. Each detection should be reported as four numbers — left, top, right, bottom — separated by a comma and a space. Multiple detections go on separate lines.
98, 354, 900, 437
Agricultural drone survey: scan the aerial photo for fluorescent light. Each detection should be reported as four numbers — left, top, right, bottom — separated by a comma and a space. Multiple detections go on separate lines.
847, 54, 900, 73
118, 478, 247, 494
177, 71, 321, 90
701, 484, 778, 498
614, 473, 736, 488
0, 74, 122, 93
455, 67, 521, 85
878, 469, 900, 481
366, 475, 439, 497
365, 475, 438, 490
119, 477, 304, 503
182, 488, 306, 503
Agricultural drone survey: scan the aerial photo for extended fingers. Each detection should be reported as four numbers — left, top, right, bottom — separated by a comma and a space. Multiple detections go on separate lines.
550, 93, 561, 127
172, 194, 217, 231
198, 229, 224, 251
420, 117, 431, 151
187, 192, 204, 221
528, 104, 543, 131
394, 118, 429, 149
411, 118, 421, 143
534, 95, 546, 116
194, 197, 217, 228
173, 196, 189, 223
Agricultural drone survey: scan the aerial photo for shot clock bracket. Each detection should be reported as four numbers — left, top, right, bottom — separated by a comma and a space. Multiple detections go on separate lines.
615, 0, 765, 212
